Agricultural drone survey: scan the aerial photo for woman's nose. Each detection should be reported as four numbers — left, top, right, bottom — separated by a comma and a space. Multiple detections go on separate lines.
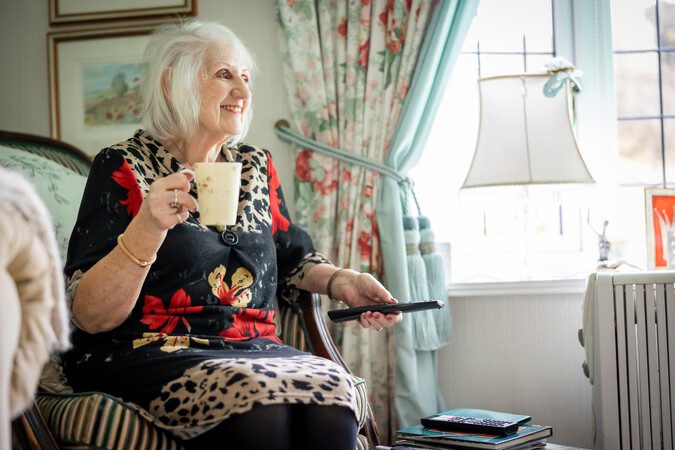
232, 80, 251, 99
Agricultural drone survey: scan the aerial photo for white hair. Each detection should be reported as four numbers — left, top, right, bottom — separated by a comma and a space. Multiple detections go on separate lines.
141, 20, 257, 146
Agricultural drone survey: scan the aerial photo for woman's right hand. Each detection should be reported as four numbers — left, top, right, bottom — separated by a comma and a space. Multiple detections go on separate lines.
136, 171, 199, 233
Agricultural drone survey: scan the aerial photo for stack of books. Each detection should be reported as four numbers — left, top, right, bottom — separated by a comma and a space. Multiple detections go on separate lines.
395, 408, 553, 449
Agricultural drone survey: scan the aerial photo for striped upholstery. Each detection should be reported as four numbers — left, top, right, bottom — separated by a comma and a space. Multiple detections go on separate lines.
37, 393, 184, 450
279, 302, 310, 352
356, 434, 368, 450
36, 374, 369, 450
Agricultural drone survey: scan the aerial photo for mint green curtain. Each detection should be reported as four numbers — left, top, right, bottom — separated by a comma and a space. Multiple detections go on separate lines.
376, 0, 479, 427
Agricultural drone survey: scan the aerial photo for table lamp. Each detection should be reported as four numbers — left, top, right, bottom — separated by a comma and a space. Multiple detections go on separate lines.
459, 70, 595, 278
462, 72, 593, 188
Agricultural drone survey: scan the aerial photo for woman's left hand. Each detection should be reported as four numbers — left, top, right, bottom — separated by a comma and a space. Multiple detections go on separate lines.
332, 269, 402, 331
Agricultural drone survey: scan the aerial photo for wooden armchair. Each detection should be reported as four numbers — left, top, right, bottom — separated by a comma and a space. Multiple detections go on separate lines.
1, 130, 379, 450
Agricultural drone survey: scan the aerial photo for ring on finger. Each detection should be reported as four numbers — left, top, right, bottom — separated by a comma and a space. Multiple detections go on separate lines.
170, 189, 179, 208
377, 327, 383, 332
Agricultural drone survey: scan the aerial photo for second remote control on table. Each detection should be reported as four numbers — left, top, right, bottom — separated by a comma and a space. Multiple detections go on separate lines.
420, 414, 520, 436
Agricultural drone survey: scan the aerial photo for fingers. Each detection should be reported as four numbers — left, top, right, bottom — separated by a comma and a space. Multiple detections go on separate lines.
361, 273, 397, 305
138, 173, 200, 232
158, 172, 193, 192
179, 168, 195, 182
175, 209, 190, 223
169, 189, 199, 213
359, 310, 402, 331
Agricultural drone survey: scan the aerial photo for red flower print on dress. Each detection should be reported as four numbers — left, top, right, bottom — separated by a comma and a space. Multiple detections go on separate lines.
267, 155, 291, 234
220, 308, 280, 342
208, 265, 253, 308
295, 149, 313, 182
111, 160, 142, 217
140, 289, 203, 334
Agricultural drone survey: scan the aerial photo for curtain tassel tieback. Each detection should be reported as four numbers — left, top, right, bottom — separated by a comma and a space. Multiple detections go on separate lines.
418, 216, 452, 345
404, 215, 444, 351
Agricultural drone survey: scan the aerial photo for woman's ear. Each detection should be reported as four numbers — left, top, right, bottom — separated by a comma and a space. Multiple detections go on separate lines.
161, 68, 172, 101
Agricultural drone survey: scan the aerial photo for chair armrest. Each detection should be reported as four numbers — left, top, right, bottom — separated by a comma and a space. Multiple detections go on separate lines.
295, 290, 381, 448
296, 290, 348, 366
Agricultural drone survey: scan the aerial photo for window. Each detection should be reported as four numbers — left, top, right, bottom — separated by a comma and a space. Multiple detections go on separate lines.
412, 0, 675, 285
411, 0, 598, 283
611, 0, 675, 185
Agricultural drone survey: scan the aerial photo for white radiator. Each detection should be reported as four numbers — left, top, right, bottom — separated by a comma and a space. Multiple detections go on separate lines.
593, 272, 675, 449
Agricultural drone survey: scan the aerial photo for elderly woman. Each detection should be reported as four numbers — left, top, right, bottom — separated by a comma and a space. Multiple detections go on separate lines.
62, 20, 401, 450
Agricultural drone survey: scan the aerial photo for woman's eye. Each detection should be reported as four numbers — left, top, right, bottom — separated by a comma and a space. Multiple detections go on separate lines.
217, 69, 231, 79
242, 75, 249, 84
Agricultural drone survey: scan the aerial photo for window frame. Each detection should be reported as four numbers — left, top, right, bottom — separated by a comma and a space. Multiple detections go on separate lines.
437, 0, 617, 294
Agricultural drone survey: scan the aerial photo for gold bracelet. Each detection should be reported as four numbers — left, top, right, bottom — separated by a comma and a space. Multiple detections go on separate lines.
117, 234, 157, 267
327, 268, 345, 302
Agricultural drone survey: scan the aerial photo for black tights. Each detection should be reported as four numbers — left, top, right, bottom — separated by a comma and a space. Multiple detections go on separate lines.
184, 404, 358, 450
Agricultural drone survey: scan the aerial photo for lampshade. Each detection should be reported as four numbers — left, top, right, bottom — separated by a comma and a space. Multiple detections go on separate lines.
461, 73, 593, 188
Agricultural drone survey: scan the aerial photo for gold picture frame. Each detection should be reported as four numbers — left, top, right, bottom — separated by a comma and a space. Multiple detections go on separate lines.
49, 0, 195, 25
48, 24, 160, 155
645, 188, 675, 269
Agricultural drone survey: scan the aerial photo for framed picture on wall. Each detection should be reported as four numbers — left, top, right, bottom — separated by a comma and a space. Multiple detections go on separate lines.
645, 188, 675, 269
49, 0, 195, 25
48, 24, 160, 156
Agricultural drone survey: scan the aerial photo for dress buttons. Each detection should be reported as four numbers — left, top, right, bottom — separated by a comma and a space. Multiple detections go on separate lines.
221, 230, 238, 246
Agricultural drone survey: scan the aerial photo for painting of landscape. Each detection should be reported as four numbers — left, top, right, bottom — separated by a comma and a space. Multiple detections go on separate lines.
82, 62, 146, 127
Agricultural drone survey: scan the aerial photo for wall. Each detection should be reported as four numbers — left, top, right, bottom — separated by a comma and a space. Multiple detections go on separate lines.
439, 293, 594, 448
0, 0, 296, 213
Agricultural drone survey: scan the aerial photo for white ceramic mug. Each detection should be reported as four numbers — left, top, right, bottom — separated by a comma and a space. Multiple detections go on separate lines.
182, 162, 242, 226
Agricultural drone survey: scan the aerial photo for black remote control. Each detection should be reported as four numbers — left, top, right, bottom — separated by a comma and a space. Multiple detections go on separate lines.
327, 300, 444, 323
421, 414, 519, 436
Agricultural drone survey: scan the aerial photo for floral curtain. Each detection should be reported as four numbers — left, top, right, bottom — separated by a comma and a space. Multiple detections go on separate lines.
275, 0, 435, 440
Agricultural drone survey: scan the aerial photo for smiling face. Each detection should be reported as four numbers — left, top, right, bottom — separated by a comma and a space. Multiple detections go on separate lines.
197, 45, 251, 144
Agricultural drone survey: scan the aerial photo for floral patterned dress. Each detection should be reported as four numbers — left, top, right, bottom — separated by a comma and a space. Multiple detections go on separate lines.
61, 130, 357, 439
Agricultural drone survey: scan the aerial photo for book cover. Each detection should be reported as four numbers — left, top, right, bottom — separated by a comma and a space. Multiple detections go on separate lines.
396, 424, 552, 449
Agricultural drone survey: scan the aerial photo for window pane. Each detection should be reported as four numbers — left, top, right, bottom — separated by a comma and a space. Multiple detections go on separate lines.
479, 54, 526, 77
659, 0, 675, 48
666, 119, 675, 183
611, 0, 657, 51
526, 54, 556, 72
614, 52, 660, 117
462, 13, 479, 52
617, 119, 663, 184
409, 53, 479, 243
472, 0, 552, 53
663, 51, 675, 115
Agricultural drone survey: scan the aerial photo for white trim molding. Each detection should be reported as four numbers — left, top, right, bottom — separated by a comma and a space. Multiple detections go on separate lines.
447, 278, 588, 297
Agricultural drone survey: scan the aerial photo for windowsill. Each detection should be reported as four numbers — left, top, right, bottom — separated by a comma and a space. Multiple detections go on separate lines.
447, 278, 588, 297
